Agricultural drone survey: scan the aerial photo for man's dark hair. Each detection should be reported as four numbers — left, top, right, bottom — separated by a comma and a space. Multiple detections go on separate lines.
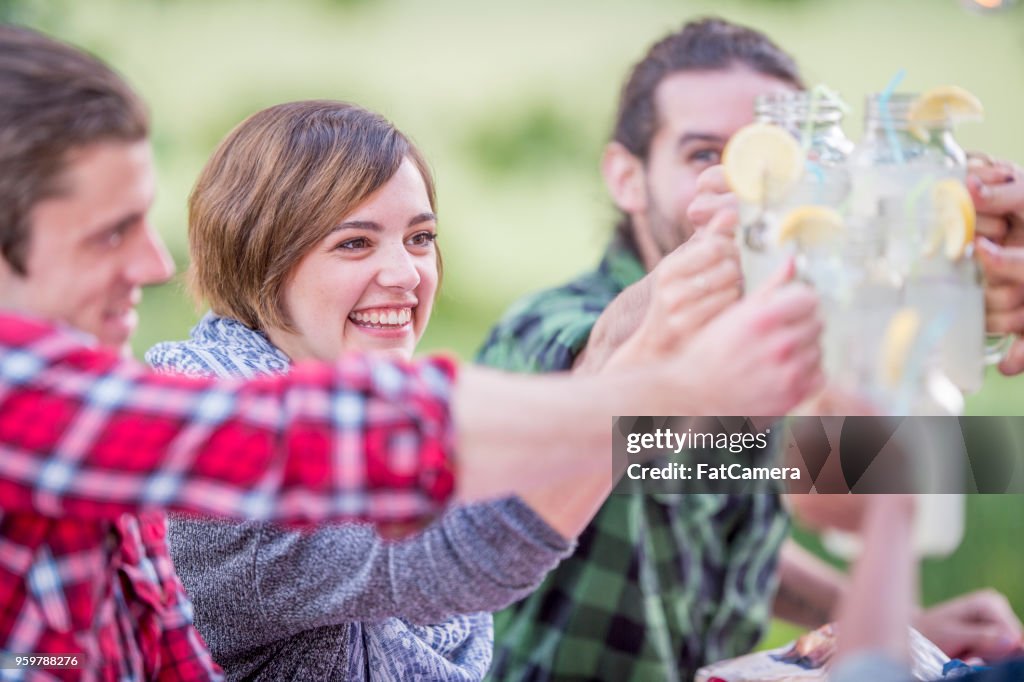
611, 17, 804, 242
0, 24, 148, 274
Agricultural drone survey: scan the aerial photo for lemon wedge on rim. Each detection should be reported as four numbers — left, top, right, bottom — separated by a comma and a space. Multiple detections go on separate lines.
907, 85, 983, 140
880, 308, 922, 387
923, 178, 975, 260
723, 123, 804, 205
775, 205, 845, 247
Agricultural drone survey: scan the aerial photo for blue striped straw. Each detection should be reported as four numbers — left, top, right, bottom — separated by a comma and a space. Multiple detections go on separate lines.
878, 69, 907, 164
800, 85, 849, 203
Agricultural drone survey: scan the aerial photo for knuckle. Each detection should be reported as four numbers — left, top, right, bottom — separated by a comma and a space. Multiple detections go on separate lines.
982, 588, 1008, 605
772, 337, 796, 362
993, 316, 1015, 334
985, 290, 1007, 311
783, 366, 805, 396
695, 167, 720, 191
720, 241, 741, 262
805, 344, 823, 368
686, 201, 707, 223
750, 310, 773, 334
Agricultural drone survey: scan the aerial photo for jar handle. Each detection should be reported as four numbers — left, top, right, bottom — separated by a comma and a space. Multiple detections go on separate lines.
985, 333, 1014, 365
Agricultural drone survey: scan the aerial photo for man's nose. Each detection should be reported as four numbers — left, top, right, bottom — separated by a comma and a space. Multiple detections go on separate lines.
125, 223, 175, 286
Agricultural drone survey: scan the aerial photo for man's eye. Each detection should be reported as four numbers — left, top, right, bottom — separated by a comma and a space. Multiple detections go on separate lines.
98, 225, 129, 248
689, 149, 722, 165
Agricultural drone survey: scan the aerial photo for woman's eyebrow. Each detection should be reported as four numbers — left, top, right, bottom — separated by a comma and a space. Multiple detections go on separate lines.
332, 213, 436, 233
332, 220, 383, 233
409, 212, 436, 227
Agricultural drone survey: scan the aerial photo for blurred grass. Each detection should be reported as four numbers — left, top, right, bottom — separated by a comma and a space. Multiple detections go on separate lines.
762, 494, 1024, 649
14, 0, 1024, 652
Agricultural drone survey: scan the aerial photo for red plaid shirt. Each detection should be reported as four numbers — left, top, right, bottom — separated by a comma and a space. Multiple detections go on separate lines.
0, 312, 457, 680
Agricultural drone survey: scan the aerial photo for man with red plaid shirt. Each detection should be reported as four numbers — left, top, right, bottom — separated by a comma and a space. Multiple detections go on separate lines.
0, 22, 465, 678
0, 25, 735, 680
0, 314, 462, 680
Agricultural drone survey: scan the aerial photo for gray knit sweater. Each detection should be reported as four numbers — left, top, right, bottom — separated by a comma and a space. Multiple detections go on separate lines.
148, 314, 573, 681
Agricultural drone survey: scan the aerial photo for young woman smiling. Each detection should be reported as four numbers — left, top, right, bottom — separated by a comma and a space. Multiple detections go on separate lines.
148, 101, 582, 680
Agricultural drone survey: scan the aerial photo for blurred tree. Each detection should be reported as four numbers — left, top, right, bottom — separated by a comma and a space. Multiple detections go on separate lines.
0, 0, 66, 28
0, 0, 21, 22
463, 100, 592, 177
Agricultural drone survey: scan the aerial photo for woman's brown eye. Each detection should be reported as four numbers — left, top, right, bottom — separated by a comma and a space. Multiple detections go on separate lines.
409, 232, 437, 247
337, 238, 368, 250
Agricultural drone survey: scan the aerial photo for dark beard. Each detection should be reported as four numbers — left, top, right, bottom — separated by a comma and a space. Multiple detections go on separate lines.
643, 192, 694, 260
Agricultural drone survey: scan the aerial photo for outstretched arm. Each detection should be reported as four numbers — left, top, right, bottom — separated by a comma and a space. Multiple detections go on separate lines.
0, 313, 456, 523
834, 496, 918, 664
233, 497, 572, 631
0, 304, 816, 530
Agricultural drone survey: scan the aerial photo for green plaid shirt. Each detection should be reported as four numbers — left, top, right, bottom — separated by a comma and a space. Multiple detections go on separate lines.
477, 237, 789, 681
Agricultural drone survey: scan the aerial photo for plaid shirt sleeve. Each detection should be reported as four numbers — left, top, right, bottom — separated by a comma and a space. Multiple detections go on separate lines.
0, 312, 456, 524
476, 276, 614, 373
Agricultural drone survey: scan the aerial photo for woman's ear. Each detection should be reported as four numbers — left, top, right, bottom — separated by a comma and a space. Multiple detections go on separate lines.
601, 141, 647, 216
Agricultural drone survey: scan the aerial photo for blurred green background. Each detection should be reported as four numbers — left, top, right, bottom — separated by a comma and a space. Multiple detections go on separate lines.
6, 0, 1022, 650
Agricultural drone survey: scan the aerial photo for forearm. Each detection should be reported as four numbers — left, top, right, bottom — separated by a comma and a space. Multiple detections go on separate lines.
390, 497, 574, 622
254, 497, 573, 626
0, 313, 456, 522
773, 538, 848, 628
516, 471, 611, 540
452, 364, 701, 505
573, 277, 651, 372
836, 496, 917, 664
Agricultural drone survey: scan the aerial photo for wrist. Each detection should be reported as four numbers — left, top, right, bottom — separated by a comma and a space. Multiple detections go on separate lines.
863, 494, 916, 528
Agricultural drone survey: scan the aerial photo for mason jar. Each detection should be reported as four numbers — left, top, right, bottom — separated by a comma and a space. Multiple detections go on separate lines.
848, 92, 967, 278
739, 91, 854, 292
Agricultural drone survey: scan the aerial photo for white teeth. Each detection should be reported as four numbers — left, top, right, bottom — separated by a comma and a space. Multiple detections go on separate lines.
349, 308, 413, 328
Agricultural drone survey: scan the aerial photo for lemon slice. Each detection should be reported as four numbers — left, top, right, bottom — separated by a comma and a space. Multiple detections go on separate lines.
723, 123, 804, 205
907, 86, 984, 140
880, 308, 922, 387
923, 178, 975, 260
775, 205, 845, 247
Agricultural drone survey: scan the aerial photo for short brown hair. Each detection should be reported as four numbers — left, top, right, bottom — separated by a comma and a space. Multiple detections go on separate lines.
612, 18, 803, 242
613, 17, 803, 159
0, 24, 149, 274
188, 100, 438, 332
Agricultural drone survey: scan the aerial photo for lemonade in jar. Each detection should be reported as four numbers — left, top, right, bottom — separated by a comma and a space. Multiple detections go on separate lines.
732, 90, 853, 292
847, 89, 973, 278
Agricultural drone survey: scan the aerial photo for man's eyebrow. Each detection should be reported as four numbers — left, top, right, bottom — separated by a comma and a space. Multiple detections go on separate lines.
333, 212, 436, 233
677, 132, 728, 148
88, 211, 145, 238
